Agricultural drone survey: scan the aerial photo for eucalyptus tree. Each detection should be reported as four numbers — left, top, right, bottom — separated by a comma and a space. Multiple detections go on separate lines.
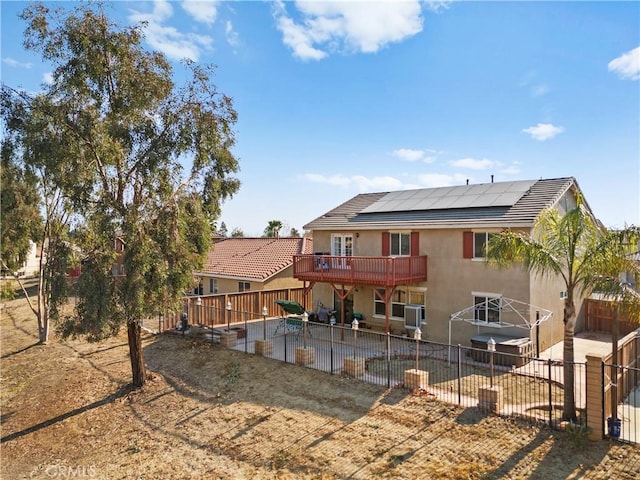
1, 90, 73, 344
0, 146, 41, 275
485, 199, 639, 422
13, 3, 240, 387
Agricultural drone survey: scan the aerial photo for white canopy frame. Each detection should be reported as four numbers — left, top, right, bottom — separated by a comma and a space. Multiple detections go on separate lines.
448, 296, 553, 362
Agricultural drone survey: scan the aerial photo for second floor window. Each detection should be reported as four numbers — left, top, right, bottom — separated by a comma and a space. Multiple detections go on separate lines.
474, 232, 496, 259
238, 281, 250, 292
390, 232, 411, 256
209, 278, 218, 294
331, 234, 353, 256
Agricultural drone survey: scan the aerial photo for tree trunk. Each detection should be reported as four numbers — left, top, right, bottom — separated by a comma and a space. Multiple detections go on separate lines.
37, 270, 49, 344
127, 320, 146, 388
562, 298, 577, 422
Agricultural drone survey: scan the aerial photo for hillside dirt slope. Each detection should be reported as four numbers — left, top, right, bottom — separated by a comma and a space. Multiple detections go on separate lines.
1, 290, 638, 479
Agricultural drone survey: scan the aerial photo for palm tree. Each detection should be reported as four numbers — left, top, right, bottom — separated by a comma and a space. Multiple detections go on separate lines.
263, 220, 282, 238
485, 200, 639, 422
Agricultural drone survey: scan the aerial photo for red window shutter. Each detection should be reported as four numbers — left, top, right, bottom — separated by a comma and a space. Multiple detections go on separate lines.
382, 232, 390, 256
410, 232, 419, 256
463, 231, 473, 259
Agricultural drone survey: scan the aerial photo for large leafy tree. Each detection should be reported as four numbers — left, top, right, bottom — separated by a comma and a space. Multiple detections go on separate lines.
486, 199, 639, 422
1, 90, 73, 344
13, 2, 240, 387
0, 144, 42, 274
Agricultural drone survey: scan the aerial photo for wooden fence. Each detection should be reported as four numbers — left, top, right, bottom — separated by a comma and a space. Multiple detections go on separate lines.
584, 298, 637, 336
164, 287, 307, 330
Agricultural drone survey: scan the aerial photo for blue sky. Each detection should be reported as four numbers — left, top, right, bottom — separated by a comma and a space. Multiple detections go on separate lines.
2, 1, 639, 236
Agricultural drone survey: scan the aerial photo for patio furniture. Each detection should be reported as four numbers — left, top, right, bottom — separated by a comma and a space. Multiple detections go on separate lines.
274, 299, 315, 336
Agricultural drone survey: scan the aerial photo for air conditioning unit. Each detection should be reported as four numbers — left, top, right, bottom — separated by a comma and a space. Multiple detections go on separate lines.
404, 304, 425, 330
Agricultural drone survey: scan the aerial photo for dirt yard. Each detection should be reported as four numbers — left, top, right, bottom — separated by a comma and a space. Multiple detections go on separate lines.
2, 289, 639, 480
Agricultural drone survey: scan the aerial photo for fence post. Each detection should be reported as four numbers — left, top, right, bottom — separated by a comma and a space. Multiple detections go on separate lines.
585, 354, 606, 440
284, 330, 288, 364
244, 310, 248, 353
457, 344, 462, 405
386, 333, 391, 389
548, 358, 553, 427
330, 323, 334, 374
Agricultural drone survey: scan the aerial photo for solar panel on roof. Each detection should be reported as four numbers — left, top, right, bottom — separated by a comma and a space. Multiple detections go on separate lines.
360, 180, 536, 213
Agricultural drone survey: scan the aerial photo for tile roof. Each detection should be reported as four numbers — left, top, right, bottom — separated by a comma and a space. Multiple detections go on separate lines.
198, 237, 313, 281
304, 177, 583, 230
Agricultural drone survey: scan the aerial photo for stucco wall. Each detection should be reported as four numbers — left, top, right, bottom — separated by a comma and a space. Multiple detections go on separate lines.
199, 266, 304, 295
308, 228, 568, 347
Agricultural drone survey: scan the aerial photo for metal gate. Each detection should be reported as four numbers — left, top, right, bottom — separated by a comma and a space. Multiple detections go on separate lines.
603, 362, 639, 444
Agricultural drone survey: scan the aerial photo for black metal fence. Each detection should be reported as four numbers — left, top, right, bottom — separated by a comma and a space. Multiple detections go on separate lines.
144, 310, 590, 432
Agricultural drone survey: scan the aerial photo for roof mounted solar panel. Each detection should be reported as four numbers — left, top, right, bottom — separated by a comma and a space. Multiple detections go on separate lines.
360, 180, 536, 214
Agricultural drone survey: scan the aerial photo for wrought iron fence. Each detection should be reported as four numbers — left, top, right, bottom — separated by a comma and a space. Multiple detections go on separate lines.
149, 308, 592, 433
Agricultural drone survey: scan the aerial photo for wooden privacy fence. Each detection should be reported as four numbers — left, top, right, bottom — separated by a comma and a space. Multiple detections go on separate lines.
585, 299, 637, 336
163, 287, 307, 329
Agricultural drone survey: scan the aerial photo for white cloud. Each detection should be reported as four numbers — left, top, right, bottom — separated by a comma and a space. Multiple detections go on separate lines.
416, 173, 468, 188
272, 0, 424, 61
522, 123, 565, 141
531, 84, 550, 97
3, 57, 32, 69
43, 72, 53, 85
274, 13, 327, 61
303, 173, 403, 191
608, 46, 640, 81
499, 164, 521, 176
450, 157, 498, 170
128, 0, 213, 61
225, 21, 239, 48
423, 1, 452, 13
393, 148, 428, 162
182, 0, 219, 25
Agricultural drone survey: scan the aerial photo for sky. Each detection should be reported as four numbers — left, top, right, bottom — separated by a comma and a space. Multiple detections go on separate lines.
1, 0, 639, 236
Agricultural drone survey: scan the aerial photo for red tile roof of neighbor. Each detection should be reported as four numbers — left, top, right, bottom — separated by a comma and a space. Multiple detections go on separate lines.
199, 237, 313, 281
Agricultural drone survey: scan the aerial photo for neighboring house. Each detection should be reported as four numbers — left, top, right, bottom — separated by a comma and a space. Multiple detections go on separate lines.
111, 236, 126, 277
193, 237, 314, 295
295, 177, 592, 353
10, 240, 40, 277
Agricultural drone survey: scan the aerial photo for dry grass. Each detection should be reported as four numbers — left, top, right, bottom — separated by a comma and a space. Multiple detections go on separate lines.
1, 290, 639, 479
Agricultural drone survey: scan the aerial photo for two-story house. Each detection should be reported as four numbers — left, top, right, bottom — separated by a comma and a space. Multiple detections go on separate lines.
295, 177, 590, 353
194, 237, 313, 295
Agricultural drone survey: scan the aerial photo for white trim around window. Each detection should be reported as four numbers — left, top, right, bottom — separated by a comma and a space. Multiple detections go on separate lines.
471, 291, 502, 324
373, 287, 427, 321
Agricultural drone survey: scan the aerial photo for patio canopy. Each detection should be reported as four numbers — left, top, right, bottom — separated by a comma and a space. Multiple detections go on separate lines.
448, 296, 553, 361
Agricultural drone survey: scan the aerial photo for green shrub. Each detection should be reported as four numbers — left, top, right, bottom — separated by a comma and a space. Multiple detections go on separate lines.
0, 280, 17, 300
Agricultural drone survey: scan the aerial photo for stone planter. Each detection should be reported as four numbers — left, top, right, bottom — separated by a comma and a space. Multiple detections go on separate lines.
220, 330, 237, 348
404, 368, 429, 390
255, 339, 273, 356
295, 347, 315, 365
478, 386, 503, 413
344, 357, 365, 377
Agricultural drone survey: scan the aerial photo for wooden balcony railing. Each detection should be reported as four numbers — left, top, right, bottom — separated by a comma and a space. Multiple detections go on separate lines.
293, 255, 427, 287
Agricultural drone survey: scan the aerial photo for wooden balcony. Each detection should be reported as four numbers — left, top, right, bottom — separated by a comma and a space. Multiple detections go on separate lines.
293, 255, 427, 287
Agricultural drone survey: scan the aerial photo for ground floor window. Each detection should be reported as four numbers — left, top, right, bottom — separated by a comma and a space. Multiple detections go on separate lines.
474, 294, 501, 323
209, 278, 218, 294
373, 288, 426, 320
238, 281, 250, 292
